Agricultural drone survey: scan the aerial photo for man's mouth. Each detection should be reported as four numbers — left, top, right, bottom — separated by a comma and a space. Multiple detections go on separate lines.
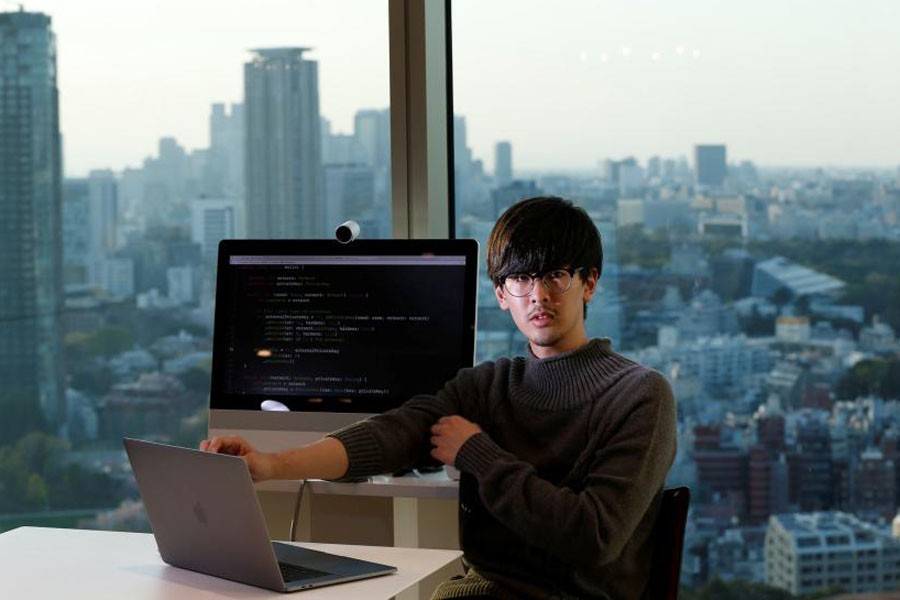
529, 310, 555, 326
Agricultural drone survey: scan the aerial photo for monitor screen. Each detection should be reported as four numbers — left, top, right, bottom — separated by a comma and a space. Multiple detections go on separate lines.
209, 239, 478, 419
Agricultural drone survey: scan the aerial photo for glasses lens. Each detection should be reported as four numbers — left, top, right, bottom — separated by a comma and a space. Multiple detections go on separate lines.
504, 274, 534, 297
543, 269, 573, 293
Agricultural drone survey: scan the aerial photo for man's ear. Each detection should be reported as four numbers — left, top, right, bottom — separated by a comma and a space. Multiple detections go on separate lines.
582, 267, 600, 303
494, 285, 511, 311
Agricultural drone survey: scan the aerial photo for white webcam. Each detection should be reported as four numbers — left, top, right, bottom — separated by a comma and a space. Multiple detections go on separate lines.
334, 220, 361, 244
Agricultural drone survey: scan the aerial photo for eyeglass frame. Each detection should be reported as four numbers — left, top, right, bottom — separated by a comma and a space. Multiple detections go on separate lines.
501, 267, 585, 297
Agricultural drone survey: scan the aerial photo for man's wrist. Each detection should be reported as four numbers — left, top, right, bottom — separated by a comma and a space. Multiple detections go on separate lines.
454, 432, 507, 476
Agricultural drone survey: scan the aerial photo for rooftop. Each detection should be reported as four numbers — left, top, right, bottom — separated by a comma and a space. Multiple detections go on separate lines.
757, 256, 845, 296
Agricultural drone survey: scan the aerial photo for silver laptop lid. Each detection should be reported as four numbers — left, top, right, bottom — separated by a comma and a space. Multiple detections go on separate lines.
124, 437, 288, 591
123, 438, 396, 593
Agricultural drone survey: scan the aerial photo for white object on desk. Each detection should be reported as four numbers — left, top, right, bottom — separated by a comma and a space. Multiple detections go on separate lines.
0, 526, 461, 599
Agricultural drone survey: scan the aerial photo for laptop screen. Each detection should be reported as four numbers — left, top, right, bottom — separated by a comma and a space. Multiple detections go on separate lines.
210, 239, 478, 414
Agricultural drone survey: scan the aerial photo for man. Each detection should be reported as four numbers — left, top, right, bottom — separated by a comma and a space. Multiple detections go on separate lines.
202, 196, 677, 599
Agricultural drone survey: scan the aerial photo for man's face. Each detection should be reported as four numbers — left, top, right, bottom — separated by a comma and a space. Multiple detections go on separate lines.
494, 267, 598, 359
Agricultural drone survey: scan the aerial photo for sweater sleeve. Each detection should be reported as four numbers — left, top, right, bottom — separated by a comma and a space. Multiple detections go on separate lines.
453, 369, 677, 568
327, 366, 483, 481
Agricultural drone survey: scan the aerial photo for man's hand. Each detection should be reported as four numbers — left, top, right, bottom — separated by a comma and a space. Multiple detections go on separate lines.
200, 435, 277, 481
430, 416, 482, 466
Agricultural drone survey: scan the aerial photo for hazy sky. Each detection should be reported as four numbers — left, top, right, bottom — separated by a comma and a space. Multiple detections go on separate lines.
16, 0, 900, 176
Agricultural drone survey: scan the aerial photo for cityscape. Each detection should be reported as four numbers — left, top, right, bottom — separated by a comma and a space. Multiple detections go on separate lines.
3, 7, 900, 598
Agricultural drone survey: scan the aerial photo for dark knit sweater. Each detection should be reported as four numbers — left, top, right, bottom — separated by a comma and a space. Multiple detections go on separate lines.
329, 339, 677, 599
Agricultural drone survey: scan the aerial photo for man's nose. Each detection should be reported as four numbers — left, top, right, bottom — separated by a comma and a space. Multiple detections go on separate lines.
529, 279, 551, 302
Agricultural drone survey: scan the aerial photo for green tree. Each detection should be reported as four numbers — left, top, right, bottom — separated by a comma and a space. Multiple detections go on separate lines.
178, 365, 212, 394
15, 432, 66, 474
68, 365, 114, 396
617, 224, 672, 269
802, 585, 847, 599
835, 357, 900, 400
0, 390, 48, 446
771, 286, 793, 309
0, 431, 123, 513
681, 578, 794, 600
24, 473, 49, 509
66, 325, 134, 359
740, 305, 775, 336
87, 325, 134, 358
47, 462, 122, 510
0, 446, 39, 512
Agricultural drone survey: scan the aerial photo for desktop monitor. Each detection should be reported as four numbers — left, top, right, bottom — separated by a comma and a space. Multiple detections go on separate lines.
207, 238, 479, 446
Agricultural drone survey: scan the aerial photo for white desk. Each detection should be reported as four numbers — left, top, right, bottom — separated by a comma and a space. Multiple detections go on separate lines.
0, 526, 462, 599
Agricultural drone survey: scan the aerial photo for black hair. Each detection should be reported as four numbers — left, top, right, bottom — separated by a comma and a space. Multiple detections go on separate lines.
486, 196, 603, 286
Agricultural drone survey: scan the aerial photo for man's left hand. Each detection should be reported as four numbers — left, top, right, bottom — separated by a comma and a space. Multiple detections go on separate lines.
430, 415, 482, 466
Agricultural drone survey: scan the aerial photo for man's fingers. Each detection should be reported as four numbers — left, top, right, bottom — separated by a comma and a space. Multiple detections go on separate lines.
202, 436, 234, 454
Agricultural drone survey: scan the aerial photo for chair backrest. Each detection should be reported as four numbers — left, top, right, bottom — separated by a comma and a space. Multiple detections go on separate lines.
643, 486, 691, 600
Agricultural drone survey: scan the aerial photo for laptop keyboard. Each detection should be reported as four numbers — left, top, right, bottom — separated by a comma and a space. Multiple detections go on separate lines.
278, 561, 331, 582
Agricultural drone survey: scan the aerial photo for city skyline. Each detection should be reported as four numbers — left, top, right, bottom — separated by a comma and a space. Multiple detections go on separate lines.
12, 0, 900, 177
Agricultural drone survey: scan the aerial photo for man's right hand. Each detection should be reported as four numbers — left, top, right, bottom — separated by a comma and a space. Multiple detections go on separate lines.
200, 435, 277, 481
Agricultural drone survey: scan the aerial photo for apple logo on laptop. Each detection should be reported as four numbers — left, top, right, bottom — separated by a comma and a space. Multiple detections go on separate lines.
193, 501, 208, 525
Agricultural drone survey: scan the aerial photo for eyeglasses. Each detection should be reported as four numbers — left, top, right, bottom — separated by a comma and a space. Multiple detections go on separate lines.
502, 267, 583, 297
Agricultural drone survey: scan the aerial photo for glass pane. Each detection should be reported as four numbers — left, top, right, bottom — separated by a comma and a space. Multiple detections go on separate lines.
453, 0, 900, 594
0, 1, 389, 532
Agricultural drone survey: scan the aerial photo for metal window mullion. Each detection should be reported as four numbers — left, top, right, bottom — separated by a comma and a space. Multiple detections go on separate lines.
388, 0, 451, 240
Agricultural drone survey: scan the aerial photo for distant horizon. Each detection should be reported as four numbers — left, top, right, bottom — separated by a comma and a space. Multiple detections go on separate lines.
61, 122, 900, 180
64, 154, 900, 180
11, 0, 900, 177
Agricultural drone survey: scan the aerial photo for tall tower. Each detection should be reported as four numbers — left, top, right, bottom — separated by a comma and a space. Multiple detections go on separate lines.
694, 144, 727, 188
208, 102, 244, 199
244, 48, 323, 238
87, 170, 118, 266
354, 108, 390, 172
353, 108, 391, 206
494, 141, 512, 187
0, 10, 65, 426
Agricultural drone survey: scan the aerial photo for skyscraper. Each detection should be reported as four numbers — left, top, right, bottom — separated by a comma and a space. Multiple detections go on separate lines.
354, 108, 391, 206
494, 141, 512, 187
87, 170, 119, 271
0, 10, 65, 425
244, 48, 323, 238
190, 197, 238, 264
354, 108, 391, 173
695, 144, 727, 188
208, 102, 245, 200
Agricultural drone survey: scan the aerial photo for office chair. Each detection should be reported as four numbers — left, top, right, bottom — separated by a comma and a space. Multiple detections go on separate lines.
642, 486, 691, 600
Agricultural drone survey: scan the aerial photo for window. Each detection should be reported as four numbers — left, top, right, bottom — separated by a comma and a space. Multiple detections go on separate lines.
452, 0, 900, 592
0, 0, 391, 532
4, 1, 900, 595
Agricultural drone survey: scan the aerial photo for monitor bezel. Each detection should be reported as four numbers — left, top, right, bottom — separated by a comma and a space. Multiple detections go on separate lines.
208, 238, 479, 421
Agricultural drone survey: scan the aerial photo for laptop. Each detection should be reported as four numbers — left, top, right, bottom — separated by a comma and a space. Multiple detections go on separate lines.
123, 437, 397, 592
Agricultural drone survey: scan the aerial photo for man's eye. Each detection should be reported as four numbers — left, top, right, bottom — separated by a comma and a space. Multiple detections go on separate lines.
511, 274, 531, 283
548, 270, 567, 280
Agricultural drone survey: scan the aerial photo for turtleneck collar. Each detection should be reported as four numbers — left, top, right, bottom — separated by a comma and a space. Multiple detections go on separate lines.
509, 338, 639, 411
